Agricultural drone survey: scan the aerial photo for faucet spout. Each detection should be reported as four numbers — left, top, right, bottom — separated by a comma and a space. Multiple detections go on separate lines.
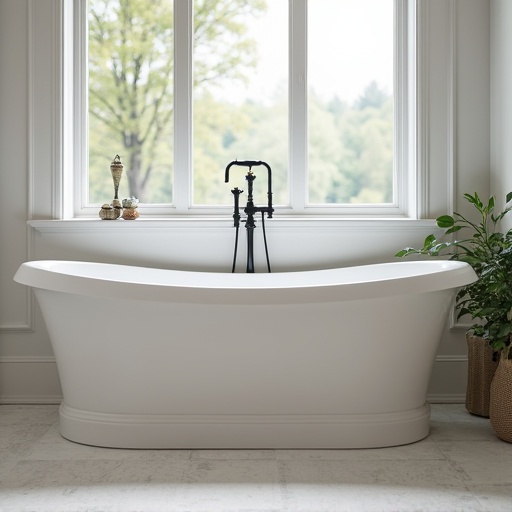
224, 160, 273, 217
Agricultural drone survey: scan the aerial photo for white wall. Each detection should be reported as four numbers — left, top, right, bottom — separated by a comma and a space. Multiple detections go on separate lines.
0, 0, 61, 401
491, 0, 512, 227
0, 0, 491, 403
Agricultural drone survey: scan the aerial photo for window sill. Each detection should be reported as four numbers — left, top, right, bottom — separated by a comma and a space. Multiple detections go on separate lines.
28, 217, 438, 233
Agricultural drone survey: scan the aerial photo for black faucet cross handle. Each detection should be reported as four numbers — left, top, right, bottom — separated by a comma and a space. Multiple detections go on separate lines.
231, 187, 243, 228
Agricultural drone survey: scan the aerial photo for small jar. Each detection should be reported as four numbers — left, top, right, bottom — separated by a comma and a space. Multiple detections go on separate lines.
122, 197, 139, 208
99, 204, 121, 220
122, 207, 139, 220
121, 197, 139, 220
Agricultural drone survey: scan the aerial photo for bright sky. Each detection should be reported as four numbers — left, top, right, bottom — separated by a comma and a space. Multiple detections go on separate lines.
213, 0, 394, 105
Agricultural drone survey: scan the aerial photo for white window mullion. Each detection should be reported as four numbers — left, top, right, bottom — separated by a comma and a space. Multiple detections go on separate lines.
174, 0, 193, 212
414, 0, 429, 219
289, 0, 307, 211
74, 0, 88, 217
395, 0, 415, 217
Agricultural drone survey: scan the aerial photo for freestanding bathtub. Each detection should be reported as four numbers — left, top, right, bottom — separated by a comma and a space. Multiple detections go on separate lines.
14, 259, 476, 449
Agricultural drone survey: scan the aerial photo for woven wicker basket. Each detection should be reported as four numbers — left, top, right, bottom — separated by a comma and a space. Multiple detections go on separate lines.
466, 333, 498, 417
489, 354, 512, 443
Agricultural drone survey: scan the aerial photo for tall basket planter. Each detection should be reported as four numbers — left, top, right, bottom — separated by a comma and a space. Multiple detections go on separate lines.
489, 352, 512, 443
466, 333, 499, 417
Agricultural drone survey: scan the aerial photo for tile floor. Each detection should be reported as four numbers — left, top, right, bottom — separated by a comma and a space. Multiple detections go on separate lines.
0, 404, 511, 511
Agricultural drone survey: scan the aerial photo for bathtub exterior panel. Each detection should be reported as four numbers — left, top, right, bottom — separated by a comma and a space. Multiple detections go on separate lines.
14, 260, 477, 448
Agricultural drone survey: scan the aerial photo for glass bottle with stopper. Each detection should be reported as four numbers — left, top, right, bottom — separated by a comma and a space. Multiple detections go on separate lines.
99, 155, 124, 219
110, 155, 123, 208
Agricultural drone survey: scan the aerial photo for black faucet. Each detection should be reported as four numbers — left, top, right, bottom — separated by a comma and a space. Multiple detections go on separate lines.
225, 160, 274, 273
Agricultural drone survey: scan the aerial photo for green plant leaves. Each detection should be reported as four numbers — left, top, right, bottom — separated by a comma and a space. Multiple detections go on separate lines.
436, 215, 455, 228
396, 190, 512, 354
395, 248, 417, 257
445, 225, 463, 234
463, 192, 484, 211
424, 233, 436, 245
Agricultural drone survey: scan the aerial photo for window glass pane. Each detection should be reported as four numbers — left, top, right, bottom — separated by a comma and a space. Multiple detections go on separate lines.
308, 0, 394, 205
88, 0, 173, 204
193, 0, 288, 206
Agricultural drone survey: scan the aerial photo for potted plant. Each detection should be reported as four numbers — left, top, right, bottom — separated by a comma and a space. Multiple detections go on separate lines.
396, 192, 512, 437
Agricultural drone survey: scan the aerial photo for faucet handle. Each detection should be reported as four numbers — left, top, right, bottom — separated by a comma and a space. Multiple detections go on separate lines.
231, 187, 243, 228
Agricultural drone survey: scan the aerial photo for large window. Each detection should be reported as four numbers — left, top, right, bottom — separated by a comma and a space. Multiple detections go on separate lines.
81, 0, 406, 215
308, 0, 394, 205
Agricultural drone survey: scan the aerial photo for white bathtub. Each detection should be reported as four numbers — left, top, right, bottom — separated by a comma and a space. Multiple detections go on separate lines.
14, 259, 476, 449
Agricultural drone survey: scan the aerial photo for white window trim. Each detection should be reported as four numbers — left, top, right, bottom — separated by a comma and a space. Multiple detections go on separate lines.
30, 0, 455, 223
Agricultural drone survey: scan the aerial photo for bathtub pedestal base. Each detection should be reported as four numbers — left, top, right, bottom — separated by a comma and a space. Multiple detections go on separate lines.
59, 402, 431, 449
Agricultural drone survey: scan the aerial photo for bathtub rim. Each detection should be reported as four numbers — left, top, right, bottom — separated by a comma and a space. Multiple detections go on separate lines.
14, 259, 477, 305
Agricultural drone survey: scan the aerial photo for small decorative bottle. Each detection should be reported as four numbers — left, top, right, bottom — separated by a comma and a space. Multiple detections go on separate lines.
122, 197, 140, 220
99, 155, 124, 219
110, 155, 124, 209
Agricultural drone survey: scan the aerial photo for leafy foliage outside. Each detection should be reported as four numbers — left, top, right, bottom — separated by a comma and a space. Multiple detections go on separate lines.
89, 0, 175, 202
88, 0, 393, 207
89, 0, 266, 203
396, 192, 512, 358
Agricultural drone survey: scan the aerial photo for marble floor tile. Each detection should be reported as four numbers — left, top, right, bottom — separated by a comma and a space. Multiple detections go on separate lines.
0, 459, 187, 512
429, 413, 497, 442
0, 404, 59, 426
276, 459, 480, 512
275, 436, 445, 462
467, 484, 512, 512
191, 449, 276, 461
0, 421, 55, 482
0, 404, 511, 512
0, 452, 21, 484
436, 440, 512, 485
436, 404, 486, 423
0, 423, 53, 455
26, 423, 191, 462
175, 459, 281, 511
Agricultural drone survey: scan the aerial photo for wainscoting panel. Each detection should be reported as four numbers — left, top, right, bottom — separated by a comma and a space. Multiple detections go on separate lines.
0, 357, 62, 404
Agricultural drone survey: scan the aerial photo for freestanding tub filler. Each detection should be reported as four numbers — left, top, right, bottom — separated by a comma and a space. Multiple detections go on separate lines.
14, 259, 476, 449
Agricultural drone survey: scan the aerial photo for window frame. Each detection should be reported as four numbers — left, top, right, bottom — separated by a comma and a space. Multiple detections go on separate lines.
65, 0, 418, 218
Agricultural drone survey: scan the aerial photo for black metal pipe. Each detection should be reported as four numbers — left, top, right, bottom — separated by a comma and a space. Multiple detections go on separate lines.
231, 187, 242, 228
225, 160, 273, 273
225, 160, 273, 218
246, 222, 255, 273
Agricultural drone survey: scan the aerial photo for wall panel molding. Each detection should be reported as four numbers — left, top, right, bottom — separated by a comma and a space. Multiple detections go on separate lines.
0, 0, 33, 332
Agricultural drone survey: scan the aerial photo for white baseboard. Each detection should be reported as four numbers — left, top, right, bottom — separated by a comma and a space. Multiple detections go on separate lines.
0, 357, 62, 403
1, 395, 466, 406
427, 393, 465, 404
0, 395, 62, 404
